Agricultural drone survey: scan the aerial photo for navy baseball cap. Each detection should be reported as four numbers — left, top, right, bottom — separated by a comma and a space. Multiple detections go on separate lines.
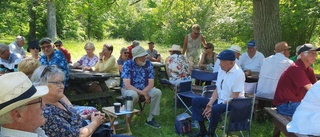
247, 40, 256, 48
297, 44, 320, 55
217, 50, 235, 61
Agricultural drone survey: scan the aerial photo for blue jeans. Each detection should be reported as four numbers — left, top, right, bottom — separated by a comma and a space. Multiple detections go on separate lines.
191, 97, 228, 133
276, 101, 301, 117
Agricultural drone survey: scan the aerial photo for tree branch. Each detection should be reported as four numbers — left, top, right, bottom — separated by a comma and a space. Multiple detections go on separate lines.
129, 0, 141, 6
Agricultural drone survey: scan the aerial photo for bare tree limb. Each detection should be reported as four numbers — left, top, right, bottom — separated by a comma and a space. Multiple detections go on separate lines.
129, 0, 141, 6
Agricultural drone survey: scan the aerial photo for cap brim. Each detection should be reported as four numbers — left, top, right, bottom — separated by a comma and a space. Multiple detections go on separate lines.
0, 86, 48, 116
132, 52, 148, 60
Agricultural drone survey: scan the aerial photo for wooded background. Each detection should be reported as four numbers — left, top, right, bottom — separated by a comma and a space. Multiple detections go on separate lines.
1, 0, 320, 57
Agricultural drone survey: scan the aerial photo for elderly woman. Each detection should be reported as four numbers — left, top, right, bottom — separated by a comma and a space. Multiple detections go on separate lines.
90, 44, 119, 88
27, 41, 41, 60
18, 57, 40, 77
117, 47, 129, 73
30, 65, 106, 136
165, 44, 192, 85
73, 42, 99, 71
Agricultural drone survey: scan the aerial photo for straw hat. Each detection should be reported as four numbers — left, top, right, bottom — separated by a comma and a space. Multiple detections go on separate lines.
169, 44, 182, 52
274, 42, 291, 52
229, 45, 241, 54
132, 46, 148, 60
0, 72, 48, 116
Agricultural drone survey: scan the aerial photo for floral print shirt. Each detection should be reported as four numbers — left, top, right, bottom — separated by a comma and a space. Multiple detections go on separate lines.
121, 60, 154, 90
76, 54, 99, 67
40, 49, 69, 82
167, 54, 191, 81
42, 100, 86, 137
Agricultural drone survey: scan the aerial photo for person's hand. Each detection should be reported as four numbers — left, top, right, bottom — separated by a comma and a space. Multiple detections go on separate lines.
90, 111, 106, 126
144, 94, 150, 103
202, 104, 212, 118
82, 66, 91, 71
99, 51, 104, 58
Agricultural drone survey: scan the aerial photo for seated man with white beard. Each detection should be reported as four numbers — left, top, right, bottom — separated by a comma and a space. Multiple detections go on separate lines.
121, 46, 162, 129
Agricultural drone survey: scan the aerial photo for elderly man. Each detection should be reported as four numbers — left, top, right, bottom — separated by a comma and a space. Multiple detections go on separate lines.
0, 43, 22, 74
8, 36, 26, 58
191, 50, 245, 137
238, 40, 265, 72
147, 41, 161, 62
121, 46, 162, 129
273, 44, 320, 117
0, 72, 48, 136
39, 37, 69, 84
54, 40, 72, 63
127, 40, 140, 59
213, 45, 241, 73
256, 42, 293, 99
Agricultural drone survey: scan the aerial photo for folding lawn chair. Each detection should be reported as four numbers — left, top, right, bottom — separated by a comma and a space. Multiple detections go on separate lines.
191, 69, 217, 95
219, 96, 255, 137
175, 80, 198, 115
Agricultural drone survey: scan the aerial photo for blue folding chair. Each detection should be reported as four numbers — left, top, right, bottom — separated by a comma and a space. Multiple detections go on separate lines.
191, 70, 218, 95
219, 96, 255, 137
175, 80, 198, 115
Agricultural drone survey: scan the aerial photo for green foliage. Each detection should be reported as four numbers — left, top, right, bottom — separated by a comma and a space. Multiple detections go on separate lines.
280, 0, 320, 54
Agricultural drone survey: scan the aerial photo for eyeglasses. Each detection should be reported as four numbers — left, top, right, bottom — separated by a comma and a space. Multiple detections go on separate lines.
25, 98, 43, 108
40, 44, 52, 50
40, 65, 58, 78
0, 50, 7, 56
30, 47, 40, 50
48, 81, 64, 87
205, 47, 211, 49
123, 52, 129, 54
220, 79, 224, 90
41, 66, 52, 78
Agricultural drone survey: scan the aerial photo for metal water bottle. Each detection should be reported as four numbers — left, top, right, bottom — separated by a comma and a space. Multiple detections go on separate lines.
125, 96, 134, 112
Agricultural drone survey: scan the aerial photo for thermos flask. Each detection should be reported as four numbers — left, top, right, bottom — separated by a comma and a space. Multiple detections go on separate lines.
125, 96, 134, 112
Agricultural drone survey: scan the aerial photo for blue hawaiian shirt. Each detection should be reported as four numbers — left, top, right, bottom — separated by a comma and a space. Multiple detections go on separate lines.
40, 49, 69, 84
42, 100, 85, 137
121, 60, 154, 90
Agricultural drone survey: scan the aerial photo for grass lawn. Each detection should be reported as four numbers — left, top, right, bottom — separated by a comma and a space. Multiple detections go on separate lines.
0, 38, 299, 136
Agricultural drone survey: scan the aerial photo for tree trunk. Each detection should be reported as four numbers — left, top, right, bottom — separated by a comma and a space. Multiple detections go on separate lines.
47, 0, 57, 40
253, 0, 281, 57
28, 0, 38, 41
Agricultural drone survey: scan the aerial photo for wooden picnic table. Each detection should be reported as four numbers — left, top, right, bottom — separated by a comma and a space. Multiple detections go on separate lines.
246, 71, 259, 82
151, 62, 168, 83
65, 69, 119, 106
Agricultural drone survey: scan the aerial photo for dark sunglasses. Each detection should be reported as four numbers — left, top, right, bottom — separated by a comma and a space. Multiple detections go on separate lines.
55, 44, 61, 47
123, 52, 129, 54
194, 32, 200, 35
40, 65, 57, 78
205, 47, 211, 49
25, 98, 43, 108
30, 47, 40, 50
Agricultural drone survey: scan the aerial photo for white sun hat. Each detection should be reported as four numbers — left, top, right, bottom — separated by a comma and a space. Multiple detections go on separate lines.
0, 72, 48, 116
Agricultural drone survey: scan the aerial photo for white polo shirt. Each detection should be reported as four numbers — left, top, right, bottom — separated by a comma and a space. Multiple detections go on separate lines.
213, 58, 240, 73
256, 53, 293, 99
215, 63, 245, 104
238, 51, 265, 72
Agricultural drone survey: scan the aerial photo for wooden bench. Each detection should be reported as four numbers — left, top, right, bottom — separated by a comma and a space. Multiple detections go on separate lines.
264, 107, 310, 137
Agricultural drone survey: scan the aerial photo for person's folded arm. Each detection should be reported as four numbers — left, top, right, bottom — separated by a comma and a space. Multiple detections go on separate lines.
123, 78, 145, 95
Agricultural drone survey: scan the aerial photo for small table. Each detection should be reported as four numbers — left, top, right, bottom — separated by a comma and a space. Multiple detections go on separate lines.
102, 106, 140, 135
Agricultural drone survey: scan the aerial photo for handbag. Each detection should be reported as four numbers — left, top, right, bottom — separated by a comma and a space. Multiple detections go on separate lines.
92, 124, 113, 137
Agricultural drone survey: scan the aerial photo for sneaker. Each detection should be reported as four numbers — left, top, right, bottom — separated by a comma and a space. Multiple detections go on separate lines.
145, 118, 161, 129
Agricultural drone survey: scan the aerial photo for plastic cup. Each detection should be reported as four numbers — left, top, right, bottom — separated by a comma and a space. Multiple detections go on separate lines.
114, 102, 121, 113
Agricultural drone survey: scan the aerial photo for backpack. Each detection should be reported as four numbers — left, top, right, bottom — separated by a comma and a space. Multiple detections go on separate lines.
175, 113, 192, 135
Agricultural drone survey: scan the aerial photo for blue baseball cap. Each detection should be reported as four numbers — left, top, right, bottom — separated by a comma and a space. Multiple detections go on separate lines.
217, 50, 235, 61
247, 40, 256, 48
